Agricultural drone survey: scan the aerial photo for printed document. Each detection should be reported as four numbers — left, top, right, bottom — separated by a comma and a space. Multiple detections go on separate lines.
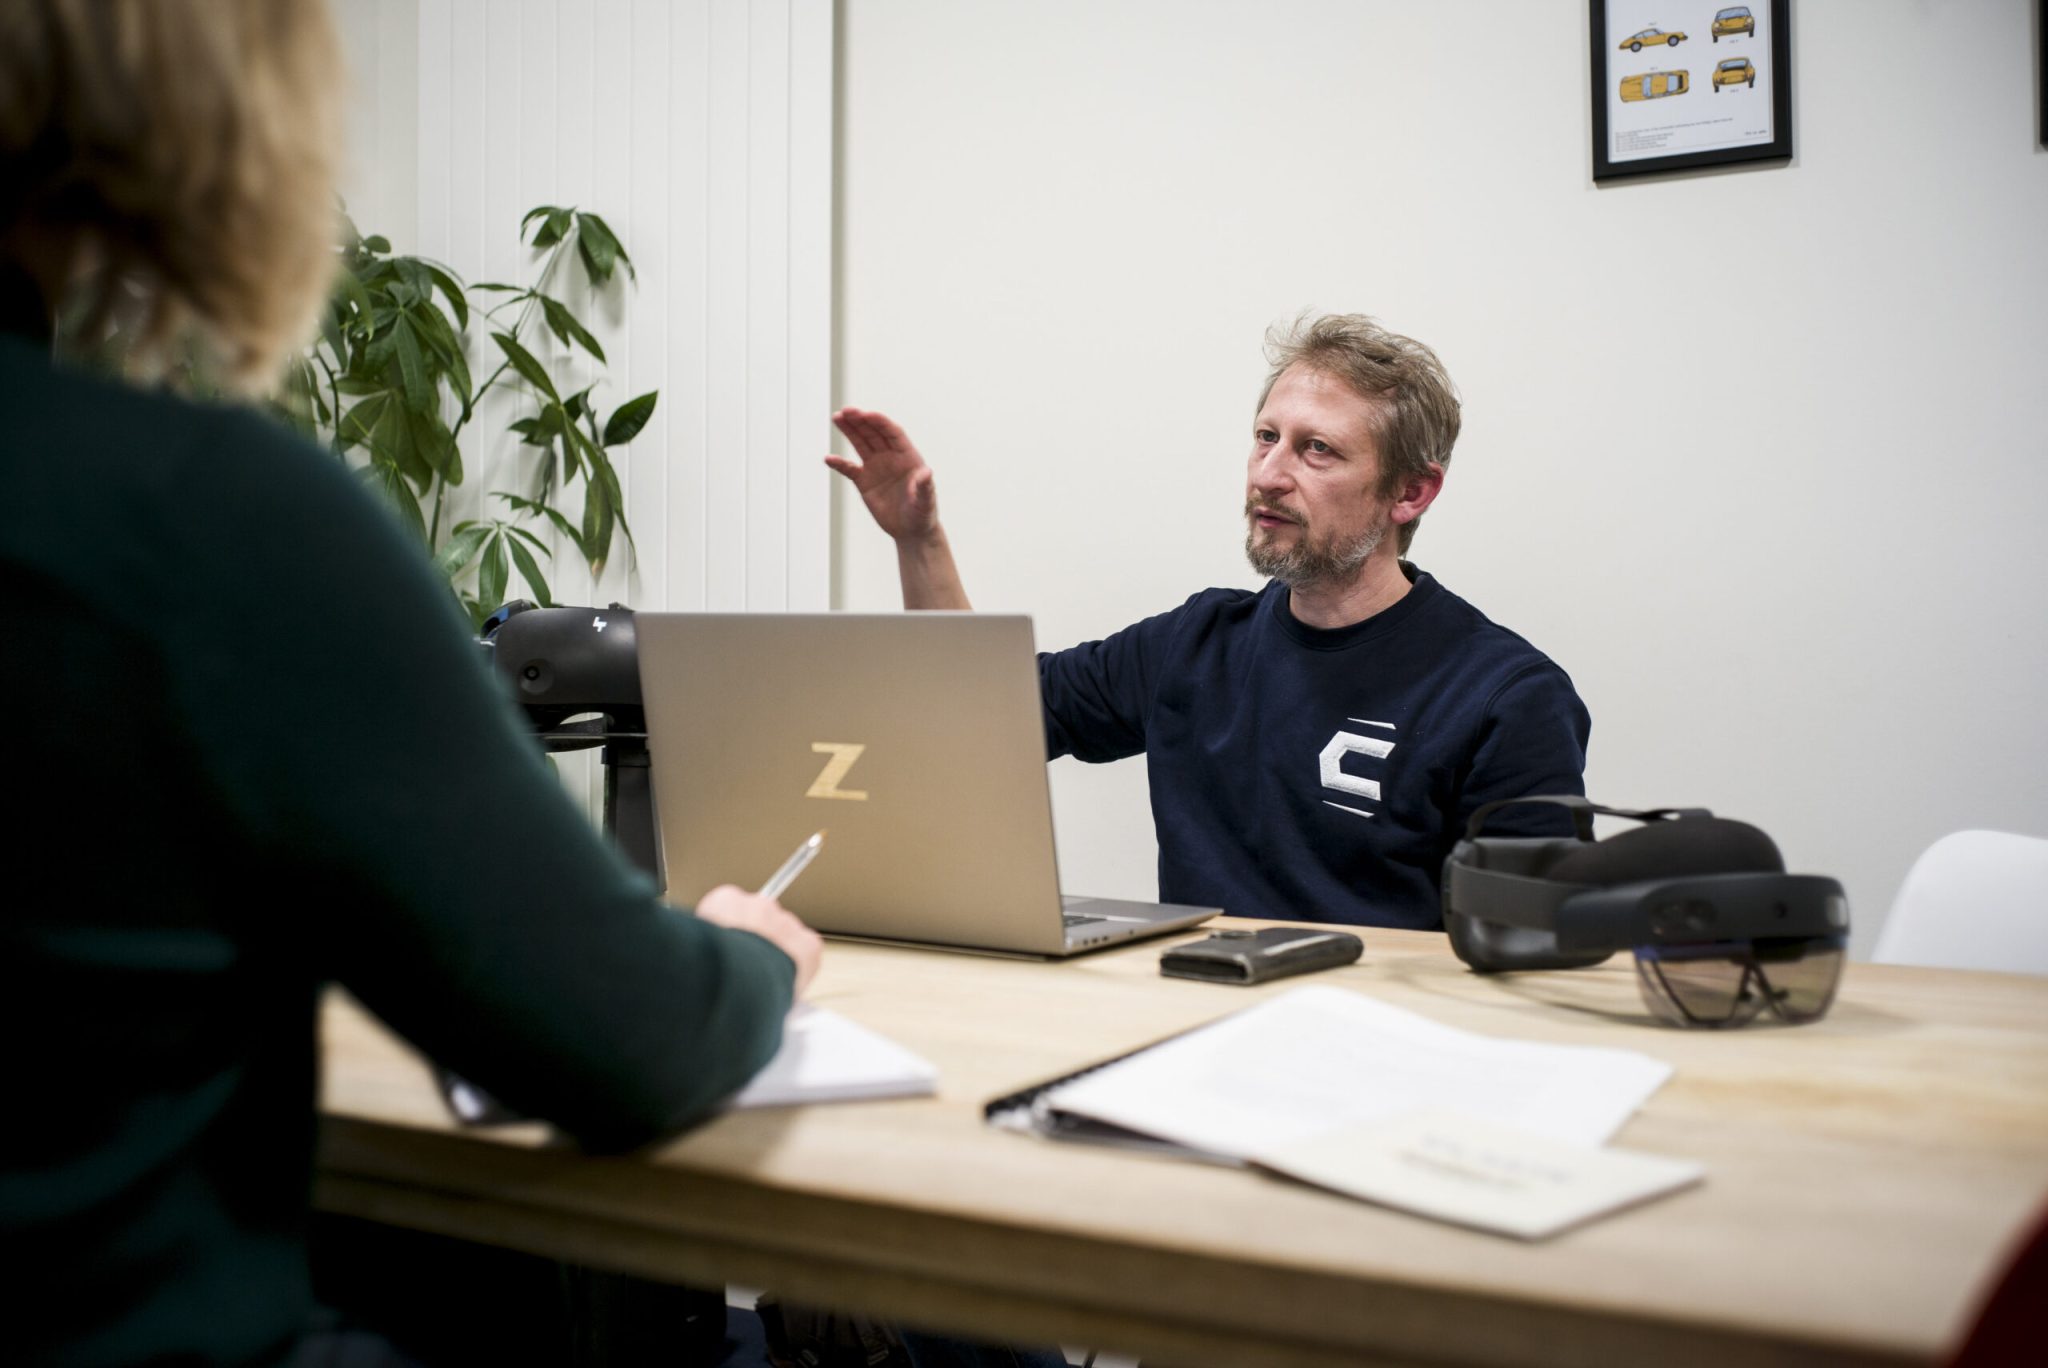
1261, 1108, 1704, 1240
1043, 985, 1672, 1156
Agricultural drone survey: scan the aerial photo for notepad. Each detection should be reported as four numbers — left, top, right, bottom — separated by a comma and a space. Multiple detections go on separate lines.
726, 1004, 938, 1109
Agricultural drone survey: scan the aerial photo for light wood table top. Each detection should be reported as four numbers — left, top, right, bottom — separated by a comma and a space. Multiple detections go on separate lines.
318, 925, 2048, 1367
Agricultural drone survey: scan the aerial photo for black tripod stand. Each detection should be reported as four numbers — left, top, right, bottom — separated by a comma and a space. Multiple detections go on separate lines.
481, 599, 660, 878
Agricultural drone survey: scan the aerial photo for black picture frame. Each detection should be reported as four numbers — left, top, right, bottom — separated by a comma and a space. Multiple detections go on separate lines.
1591, 1, 1793, 181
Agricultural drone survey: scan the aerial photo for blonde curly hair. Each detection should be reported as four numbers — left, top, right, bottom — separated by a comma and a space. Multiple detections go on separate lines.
0, 0, 344, 394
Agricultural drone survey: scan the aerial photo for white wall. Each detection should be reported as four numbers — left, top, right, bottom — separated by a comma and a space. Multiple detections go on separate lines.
336, 0, 833, 815
834, 0, 2048, 958
336, 0, 833, 619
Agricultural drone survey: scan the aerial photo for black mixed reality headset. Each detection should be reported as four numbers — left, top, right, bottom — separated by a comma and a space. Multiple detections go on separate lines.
1442, 795, 1850, 1028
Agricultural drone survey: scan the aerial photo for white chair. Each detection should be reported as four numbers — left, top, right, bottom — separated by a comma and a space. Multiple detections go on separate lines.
1872, 829, 2048, 974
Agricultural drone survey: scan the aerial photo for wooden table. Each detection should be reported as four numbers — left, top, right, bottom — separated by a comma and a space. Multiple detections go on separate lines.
318, 926, 2048, 1367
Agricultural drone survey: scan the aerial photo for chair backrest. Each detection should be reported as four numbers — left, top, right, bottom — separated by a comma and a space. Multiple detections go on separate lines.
1872, 829, 2048, 974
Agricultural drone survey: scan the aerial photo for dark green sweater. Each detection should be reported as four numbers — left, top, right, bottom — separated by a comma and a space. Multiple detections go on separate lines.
0, 331, 795, 1366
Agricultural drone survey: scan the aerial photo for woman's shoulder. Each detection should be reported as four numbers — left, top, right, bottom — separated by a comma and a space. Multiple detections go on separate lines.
1, 339, 437, 637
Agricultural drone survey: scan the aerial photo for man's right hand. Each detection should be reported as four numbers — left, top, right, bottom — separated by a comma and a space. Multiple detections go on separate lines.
693, 885, 822, 997
825, 406, 972, 610
826, 407, 940, 544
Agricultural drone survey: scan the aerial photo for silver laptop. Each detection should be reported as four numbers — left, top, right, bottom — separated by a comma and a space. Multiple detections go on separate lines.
636, 612, 1218, 957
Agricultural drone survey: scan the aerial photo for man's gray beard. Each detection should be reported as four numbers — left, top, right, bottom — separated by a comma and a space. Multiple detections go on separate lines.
1244, 515, 1386, 588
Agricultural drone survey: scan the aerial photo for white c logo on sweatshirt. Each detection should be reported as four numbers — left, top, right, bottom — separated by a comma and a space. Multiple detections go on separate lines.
1319, 719, 1395, 818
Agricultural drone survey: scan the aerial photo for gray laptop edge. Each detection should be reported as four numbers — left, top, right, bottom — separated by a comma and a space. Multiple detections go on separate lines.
636, 612, 1218, 957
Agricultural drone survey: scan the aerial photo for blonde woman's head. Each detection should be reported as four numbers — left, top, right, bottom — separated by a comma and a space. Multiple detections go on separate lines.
0, 0, 344, 394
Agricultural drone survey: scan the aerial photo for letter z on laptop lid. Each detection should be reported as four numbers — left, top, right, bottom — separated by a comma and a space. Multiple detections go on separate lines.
635, 612, 1217, 957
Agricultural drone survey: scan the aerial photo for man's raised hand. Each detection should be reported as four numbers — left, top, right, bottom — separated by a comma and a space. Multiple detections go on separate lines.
826, 407, 940, 545
826, 405, 972, 609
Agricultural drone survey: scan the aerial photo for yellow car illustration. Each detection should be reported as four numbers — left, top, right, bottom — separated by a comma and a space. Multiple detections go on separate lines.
1619, 27, 1686, 52
1712, 7, 1756, 42
1713, 58, 1756, 90
1620, 70, 1690, 101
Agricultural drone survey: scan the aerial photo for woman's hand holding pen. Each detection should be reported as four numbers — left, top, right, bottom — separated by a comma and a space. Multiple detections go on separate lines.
695, 886, 822, 996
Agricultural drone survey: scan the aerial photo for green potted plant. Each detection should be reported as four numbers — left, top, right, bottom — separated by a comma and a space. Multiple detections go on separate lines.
275, 205, 657, 625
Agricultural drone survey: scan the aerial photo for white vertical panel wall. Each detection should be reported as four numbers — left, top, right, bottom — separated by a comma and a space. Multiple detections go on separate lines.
392, 0, 834, 617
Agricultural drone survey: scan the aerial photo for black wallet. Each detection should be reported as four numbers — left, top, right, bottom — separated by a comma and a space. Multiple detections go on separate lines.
1159, 926, 1363, 985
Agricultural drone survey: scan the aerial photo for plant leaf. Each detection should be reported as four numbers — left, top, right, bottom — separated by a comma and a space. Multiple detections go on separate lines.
580, 468, 613, 577
575, 438, 634, 572
406, 405, 463, 486
506, 535, 553, 608
564, 417, 610, 487
490, 332, 560, 403
338, 270, 376, 335
576, 212, 633, 283
602, 391, 658, 447
434, 523, 492, 579
343, 391, 432, 490
478, 532, 510, 615
599, 452, 636, 563
407, 306, 469, 412
540, 295, 606, 364
556, 407, 589, 481
434, 334, 470, 395
575, 226, 613, 285
504, 523, 552, 555
528, 206, 574, 250
335, 390, 388, 452
318, 305, 346, 368
364, 459, 427, 540
521, 205, 565, 243
493, 493, 589, 560
419, 261, 469, 333
392, 316, 433, 414
363, 234, 391, 254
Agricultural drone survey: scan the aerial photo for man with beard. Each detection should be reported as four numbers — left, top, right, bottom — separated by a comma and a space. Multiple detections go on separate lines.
827, 314, 1588, 929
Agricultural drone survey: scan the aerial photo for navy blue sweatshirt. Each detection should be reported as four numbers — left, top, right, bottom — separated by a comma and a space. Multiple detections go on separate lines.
1038, 568, 1590, 929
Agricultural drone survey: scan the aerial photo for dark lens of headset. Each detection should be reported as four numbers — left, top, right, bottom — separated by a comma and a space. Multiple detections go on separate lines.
1749, 934, 1847, 1023
1634, 935, 1846, 1027
1633, 944, 1761, 1027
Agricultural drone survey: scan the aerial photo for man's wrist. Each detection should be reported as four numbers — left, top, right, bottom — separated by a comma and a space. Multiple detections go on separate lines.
895, 525, 969, 610
896, 524, 949, 559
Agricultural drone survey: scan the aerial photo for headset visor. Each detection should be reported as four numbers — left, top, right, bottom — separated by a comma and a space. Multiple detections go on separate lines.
1633, 933, 1846, 1028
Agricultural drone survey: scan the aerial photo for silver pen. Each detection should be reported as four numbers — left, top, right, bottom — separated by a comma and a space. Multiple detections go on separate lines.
758, 830, 826, 900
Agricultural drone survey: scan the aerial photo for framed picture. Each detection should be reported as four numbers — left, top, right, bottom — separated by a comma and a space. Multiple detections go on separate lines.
1591, 0, 1793, 181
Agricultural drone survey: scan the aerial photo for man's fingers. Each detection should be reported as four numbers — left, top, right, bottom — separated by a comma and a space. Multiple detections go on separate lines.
834, 407, 916, 466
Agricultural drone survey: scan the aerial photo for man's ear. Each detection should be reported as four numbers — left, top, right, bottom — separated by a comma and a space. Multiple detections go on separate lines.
1388, 463, 1446, 531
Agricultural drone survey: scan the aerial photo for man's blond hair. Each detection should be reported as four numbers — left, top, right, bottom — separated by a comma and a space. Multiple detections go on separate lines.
0, 0, 344, 393
1260, 313, 1462, 554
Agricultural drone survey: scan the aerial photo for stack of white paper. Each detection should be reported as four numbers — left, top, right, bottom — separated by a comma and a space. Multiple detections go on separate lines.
1047, 985, 1670, 1152
1016, 985, 1700, 1238
727, 1004, 938, 1109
